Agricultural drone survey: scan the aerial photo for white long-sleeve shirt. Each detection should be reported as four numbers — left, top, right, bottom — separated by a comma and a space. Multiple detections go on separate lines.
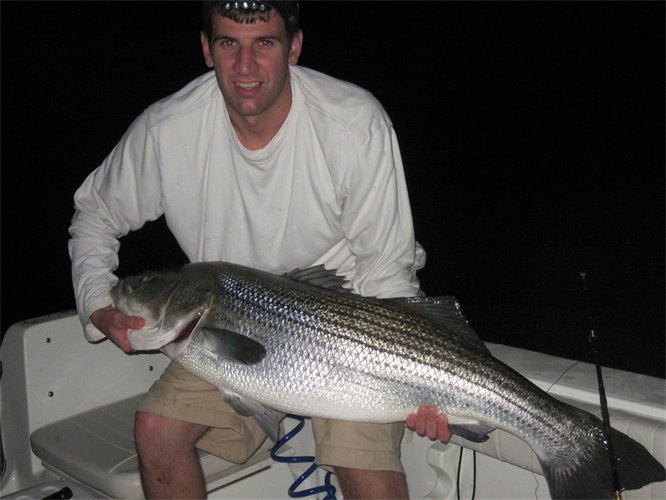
69, 65, 426, 342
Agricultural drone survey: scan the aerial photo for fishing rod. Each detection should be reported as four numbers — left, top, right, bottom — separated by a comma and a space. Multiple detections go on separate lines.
579, 271, 622, 500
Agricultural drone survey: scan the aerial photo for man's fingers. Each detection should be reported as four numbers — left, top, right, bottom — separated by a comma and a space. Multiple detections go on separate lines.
108, 311, 142, 353
418, 404, 438, 416
406, 404, 452, 443
426, 413, 438, 439
117, 336, 134, 353
437, 414, 451, 443
126, 315, 145, 330
405, 413, 417, 429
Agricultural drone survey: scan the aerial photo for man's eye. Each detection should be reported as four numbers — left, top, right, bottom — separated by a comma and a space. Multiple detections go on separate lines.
257, 39, 274, 47
219, 39, 235, 47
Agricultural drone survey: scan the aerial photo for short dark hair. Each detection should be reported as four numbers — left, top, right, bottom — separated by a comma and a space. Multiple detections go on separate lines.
202, 1, 300, 42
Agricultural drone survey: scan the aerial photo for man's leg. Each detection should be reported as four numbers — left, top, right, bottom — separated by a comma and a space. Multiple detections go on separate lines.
334, 467, 408, 499
312, 418, 407, 499
135, 410, 210, 499
135, 361, 272, 498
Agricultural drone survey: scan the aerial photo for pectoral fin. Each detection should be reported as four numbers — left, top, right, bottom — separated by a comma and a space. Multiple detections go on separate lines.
225, 393, 279, 442
201, 327, 266, 364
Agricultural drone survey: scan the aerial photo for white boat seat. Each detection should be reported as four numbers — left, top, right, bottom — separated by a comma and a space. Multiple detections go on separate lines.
30, 394, 278, 499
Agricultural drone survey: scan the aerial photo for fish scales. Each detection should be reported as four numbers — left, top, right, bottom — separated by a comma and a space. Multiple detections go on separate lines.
202, 278, 540, 432
182, 266, 577, 442
212, 274, 598, 459
113, 261, 666, 499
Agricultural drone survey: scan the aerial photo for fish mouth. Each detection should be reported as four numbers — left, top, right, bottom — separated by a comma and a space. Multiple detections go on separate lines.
128, 306, 209, 351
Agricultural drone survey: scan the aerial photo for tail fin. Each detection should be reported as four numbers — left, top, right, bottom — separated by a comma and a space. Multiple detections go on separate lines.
540, 413, 665, 499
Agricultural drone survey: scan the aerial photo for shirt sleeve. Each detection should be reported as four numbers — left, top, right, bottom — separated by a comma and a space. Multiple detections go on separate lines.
340, 121, 426, 299
68, 112, 164, 341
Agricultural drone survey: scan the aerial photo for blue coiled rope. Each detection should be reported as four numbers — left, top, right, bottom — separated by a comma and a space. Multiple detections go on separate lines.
270, 415, 337, 499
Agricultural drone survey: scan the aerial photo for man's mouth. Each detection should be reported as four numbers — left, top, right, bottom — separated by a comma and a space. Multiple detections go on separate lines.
235, 81, 262, 95
236, 81, 259, 89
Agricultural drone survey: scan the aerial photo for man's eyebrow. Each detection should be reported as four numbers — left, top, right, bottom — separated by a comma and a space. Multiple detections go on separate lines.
212, 33, 282, 42
212, 33, 233, 42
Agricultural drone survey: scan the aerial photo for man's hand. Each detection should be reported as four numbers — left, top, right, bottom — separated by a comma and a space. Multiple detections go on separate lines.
406, 404, 452, 443
90, 305, 145, 353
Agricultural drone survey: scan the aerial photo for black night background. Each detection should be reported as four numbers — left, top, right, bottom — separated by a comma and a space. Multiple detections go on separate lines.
2, 1, 664, 378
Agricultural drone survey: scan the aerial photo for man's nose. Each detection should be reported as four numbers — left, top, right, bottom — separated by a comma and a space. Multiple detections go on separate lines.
235, 46, 258, 74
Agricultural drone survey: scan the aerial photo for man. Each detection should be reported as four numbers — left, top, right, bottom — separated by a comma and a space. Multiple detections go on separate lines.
69, 2, 450, 498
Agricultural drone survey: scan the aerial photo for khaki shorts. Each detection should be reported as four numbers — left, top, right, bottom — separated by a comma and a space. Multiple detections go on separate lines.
139, 361, 405, 473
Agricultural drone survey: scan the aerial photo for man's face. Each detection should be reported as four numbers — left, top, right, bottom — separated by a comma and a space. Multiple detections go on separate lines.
201, 10, 303, 124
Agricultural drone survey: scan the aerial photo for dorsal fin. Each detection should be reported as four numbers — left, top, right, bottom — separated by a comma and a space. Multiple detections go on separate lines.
283, 265, 351, 293
284, 268, 486, 353
391, 296, 490, 354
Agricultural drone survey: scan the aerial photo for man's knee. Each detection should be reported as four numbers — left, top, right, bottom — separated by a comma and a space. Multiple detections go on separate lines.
135, 411, 163, 448
135, 411, 208, 453
334, 467, 407, 499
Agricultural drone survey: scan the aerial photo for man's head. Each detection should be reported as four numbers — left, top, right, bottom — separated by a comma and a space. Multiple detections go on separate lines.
202, 1, 300, 43
200, 1, 303, 138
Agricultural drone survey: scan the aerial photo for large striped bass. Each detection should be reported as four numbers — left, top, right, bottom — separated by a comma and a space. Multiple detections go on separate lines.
111, 261, 665, 499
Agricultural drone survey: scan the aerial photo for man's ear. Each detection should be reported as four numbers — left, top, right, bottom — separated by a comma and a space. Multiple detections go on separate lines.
201, 31, 214, 68
288, 30, 304, 65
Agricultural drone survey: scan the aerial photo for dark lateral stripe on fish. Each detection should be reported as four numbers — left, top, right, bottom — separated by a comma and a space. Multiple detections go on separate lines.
228, 285, 460, 371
